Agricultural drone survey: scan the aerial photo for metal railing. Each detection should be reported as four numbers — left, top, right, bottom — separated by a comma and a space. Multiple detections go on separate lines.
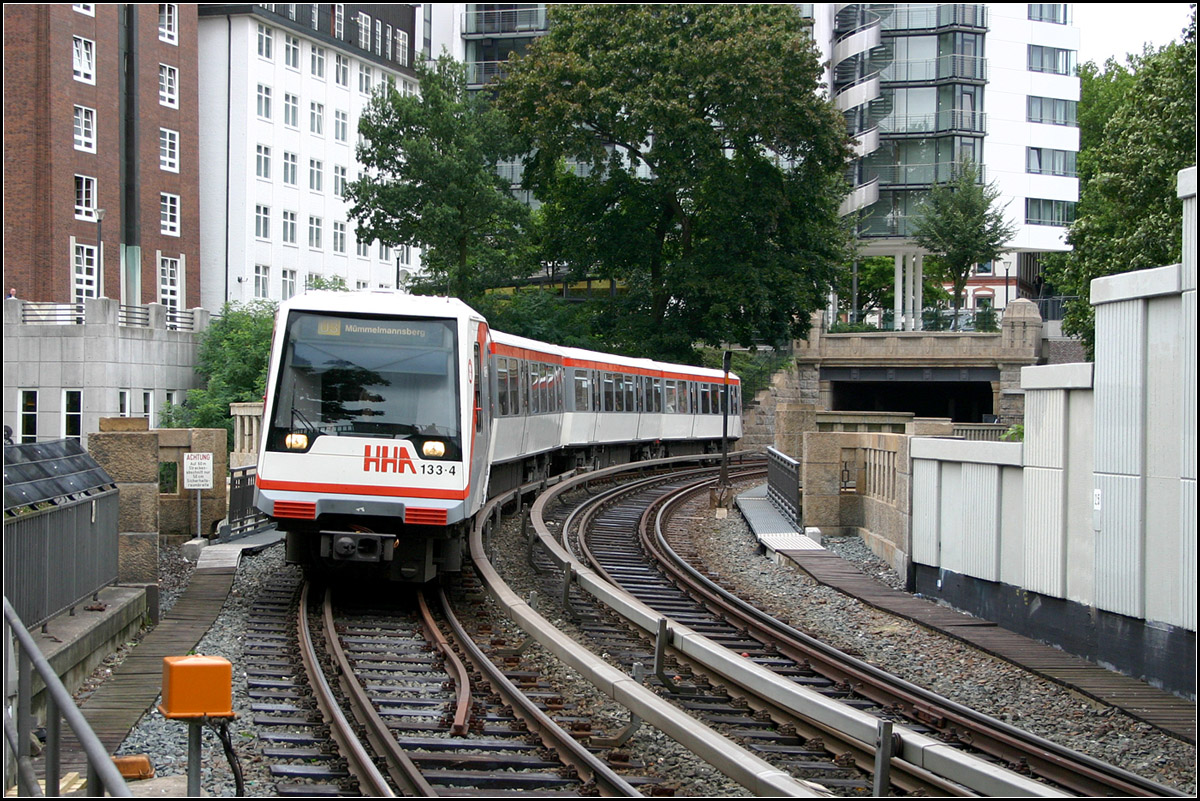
766, 447, 802, 530
225, 466, 270, 540
879, 53, 987, 83
1037, 295, 1077, 322
865, 160, 986, 187
875, 3, 988, 31
465, 60, 508, 86
3, 598, 132, 797
462, 7, 547, 35
875, 108, 987, 135
165, 308, 193, 331
20, 303, 85, 325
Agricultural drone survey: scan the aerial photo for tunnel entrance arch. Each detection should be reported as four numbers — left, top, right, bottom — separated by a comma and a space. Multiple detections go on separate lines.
821, 366, 1000, 423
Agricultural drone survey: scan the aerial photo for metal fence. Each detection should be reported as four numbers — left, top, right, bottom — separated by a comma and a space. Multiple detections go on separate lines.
766, 447, 802, 529
3, 492, 119, 630
225, 465, 270, 540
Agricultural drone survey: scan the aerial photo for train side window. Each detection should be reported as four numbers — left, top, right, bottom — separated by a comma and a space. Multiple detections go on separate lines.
574, 369, 588, 411
530, 363, 541, 414
652, 378, 662, 413
521, 361, 529, 414
474, 343, 482, 431
540, 364, 549, 414
664, 380, 676, 413
592, 370, 600, 411
614, 375, 625, 412
602, 372, 614, 412
497, 359, 510, 416
701, 385, 710, 414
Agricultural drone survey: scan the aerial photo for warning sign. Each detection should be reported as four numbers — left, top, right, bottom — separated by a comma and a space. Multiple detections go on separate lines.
183, 452, 214, 490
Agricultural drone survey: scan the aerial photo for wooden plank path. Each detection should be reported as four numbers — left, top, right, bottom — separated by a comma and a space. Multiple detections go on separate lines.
780, 548, 1197, 745
34, 566, 238, 781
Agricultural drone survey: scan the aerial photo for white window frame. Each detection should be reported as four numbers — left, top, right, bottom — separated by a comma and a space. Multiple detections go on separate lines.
159, 64, 179, 108
397, 30, 409, 67
75, 175, 97, 220
74, 105, 96, 152
308, 216, 323, 249
256, 143, 271, 179
335, 4, 344, 39
158, 4, 178, 45
74, 5, 95, 15
375, 19, 382, 55
282, 151, 298, 185
334, 109, 349, 142
284, 34, 300, 69
357, 11, 370, 50
333, 164, 347, 197
254, 264, 270, 298
255, 204, 271, 239
359, 64, 372, 94
333, 221, 346, 253
73, 243, 99, 304
309, 159, 323, 192
257, 84, 272, 119
160, 193, 180, 236
311, 45, 325, 79
357, 238, 370, 258
282, 209, 297, 244
73, 37, 96, 84
335, 53, 349, 86
310, 101, 324, 135
378, 241, 390, 261
63, 390, 84, 441
158, 254, 181, 311
281, 268, 297, 300
160, 128, 179, 172
257, 23, 274, 59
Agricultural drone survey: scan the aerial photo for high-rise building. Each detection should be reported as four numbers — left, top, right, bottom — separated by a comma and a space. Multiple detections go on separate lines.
814, 3, 1080, 321
4, 3, 202, 310
197, 4, 421, 312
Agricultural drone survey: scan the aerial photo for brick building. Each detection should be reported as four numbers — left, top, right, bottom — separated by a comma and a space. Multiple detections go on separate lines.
3, 4, 201, 310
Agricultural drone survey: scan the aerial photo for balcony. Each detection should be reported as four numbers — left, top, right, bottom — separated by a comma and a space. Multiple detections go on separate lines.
466, 60, 508, 86
875, 4, 987, 32
875, 108, 986, 135
879, 54, 987, 83
462, 7, 547, 36
866, 160, 986, 187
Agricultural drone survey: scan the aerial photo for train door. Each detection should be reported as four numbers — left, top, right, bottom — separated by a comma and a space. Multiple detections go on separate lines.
468, 320, 492, 514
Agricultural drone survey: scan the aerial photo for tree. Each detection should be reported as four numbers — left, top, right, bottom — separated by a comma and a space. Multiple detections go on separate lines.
909, 160, 1016, 330
346, 55, 532, 300
160, 300, 277, 446
499, 5, 852, 362
834, 256, 950, 325
1046, 13, 1196, 357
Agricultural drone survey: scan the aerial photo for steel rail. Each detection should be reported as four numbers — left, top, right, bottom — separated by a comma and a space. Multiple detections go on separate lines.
430, 585, 643, 797
414, 590, 472, 736
647, 476, 1187, 798
319, 587, 437, 797
296, 581, 397, 797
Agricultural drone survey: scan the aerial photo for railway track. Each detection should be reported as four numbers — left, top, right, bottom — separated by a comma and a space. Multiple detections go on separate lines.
517, 457, 1184, 797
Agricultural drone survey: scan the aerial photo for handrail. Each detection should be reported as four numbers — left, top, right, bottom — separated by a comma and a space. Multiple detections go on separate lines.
3, 597, 132, 797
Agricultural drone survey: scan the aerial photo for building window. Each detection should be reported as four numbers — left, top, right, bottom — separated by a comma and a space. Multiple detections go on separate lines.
74, 4, 94, 15
375, 19, 382, 55
396, 31, 409, 67
160, 193, 180, 235
333, 165, 347, 197
283, 92, 298, 127
73, 37, 96, 84
1027, 96, 1077, 126
254, 264, 270, 298
398, 244, 411, 265
159, 4, 178, 44
309, 159, 323, 191
1026, 147, 1076, 177
281, 269, 297, 299
333, 221, 346, 253
283, 151, 298, 185
118, 389, 130, 417
311, 45, 325, 78
256, 144, 271, 178
159, 255, 180, 311
159, 64, 179, 107
386, 24, 392, 61
335, 4, 344, 39
378, 242, 390, 261
1028, 45, 1076, 76
310, 3, 319, 30
310, 101, 324, 135
257, 23, 273, 59
160, 128, 179, 172
73, 244, 99, 303
74, 175, 97, 220
74, 105, 96, 152
285, 34, 300, 69
308, 216, 322, 249
255, 204, 270, 238
1028, 4, 1069, 23
21, 391, 38, 444
334, 109, 349, 142
1025, 197, 1076, 226
357, 11, 371, 50
257, 84, 272, 119
357, 238, 370, 258
359, 64, 372, 94
335, 53, 349, 86
143, 391, 154, 425
282, 209, 297, 244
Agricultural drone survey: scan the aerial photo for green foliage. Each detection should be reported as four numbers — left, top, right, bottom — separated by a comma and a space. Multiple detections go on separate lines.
698, 348, 792, 404
500, 5, 852, 362
910, 160, 1017, 329
835, 255, 950, 320
975, 306, 999, 333
828, 321, 879, 333
1046, 13, 1196, 358
304, 274, 350, 292
160, 300, 278, 446
346, 55, 534, 300
1000, 424, 1024, 443
474, 290, 606, 350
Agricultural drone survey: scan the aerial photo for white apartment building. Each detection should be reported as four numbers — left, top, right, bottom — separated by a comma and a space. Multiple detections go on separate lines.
812, 3, 1080, 321
197, 4, 422, 313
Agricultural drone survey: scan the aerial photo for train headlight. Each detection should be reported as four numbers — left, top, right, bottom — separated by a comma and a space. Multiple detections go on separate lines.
285, 432, 309, 450
422, 440, 446, 458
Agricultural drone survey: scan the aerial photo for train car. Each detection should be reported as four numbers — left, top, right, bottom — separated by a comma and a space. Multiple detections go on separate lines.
255, 291, 740, 583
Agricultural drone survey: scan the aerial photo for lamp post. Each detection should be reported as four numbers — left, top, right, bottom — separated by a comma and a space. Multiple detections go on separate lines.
96, 208, 106, 297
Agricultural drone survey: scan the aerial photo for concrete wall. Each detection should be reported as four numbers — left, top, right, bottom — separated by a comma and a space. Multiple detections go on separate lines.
3, 297, 207, 446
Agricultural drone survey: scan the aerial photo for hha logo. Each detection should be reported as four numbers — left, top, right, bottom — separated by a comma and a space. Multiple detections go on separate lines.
363, 445, 415, 474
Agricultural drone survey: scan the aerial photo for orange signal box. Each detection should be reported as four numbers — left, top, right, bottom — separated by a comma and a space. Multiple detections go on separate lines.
157, 655, 235, 719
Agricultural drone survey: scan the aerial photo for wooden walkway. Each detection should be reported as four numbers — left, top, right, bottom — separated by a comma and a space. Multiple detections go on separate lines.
780, 548, 1197, 745
35, 567, 238, 782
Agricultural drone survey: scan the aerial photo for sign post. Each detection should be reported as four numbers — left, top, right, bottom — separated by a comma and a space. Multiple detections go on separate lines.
183, 453, 214, 538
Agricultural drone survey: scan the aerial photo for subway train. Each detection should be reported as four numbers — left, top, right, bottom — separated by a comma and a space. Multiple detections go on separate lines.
255, 291, 742, 582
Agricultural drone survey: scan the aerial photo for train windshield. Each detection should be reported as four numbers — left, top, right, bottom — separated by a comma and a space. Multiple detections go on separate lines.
268, 312, 461, 457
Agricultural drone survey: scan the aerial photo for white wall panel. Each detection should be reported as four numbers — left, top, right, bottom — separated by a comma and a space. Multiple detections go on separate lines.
1023, 467, 1064, 597
911, 459, 940, 566
1181, 479, 1196, 631
1093, 473, 1144, 618
959, 463, 1000, 581
1183, 289, 1196, 482
1093, 301, 1145, 476
1024, 388, 1064, 469
939, 462, 963, 575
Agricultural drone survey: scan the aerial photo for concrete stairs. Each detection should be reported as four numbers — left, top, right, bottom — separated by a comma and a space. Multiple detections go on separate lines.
739, 365, 802, 453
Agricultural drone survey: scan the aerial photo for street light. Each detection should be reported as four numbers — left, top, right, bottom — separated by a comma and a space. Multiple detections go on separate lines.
96, 208, 106, 290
